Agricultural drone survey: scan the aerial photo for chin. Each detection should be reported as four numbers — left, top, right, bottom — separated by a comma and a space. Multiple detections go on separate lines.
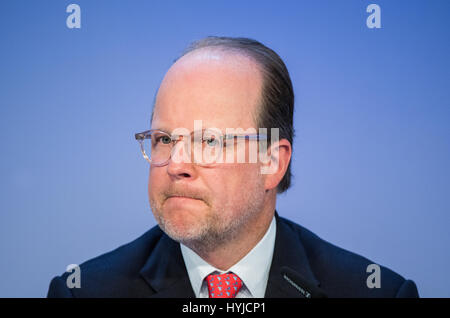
162, 204, 204, 221
162, 219, 207, 243
157, 207, 209, 241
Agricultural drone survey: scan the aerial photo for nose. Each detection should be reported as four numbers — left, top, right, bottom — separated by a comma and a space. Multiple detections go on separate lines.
166, 140, 196, 180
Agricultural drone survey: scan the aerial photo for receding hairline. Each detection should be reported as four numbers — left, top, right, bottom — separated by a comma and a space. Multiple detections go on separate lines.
152, 46, 266, 127
177, 45, 261, 66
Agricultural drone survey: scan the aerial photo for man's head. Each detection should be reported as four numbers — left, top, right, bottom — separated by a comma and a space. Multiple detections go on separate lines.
147, 36, 294, 253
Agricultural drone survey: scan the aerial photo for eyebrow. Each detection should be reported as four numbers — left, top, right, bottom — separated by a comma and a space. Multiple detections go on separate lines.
152, 127, 172, 134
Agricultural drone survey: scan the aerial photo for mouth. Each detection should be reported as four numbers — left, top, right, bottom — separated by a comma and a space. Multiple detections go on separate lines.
166, 196, 202, 202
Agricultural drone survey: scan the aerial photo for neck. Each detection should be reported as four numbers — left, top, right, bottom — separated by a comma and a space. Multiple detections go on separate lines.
186, 194, 276, 271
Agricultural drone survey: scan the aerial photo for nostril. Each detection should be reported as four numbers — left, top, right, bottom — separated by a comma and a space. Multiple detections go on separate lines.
166, 159, 194, 179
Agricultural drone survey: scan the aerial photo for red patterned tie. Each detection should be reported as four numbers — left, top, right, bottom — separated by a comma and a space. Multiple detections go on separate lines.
206, 272, 243, 298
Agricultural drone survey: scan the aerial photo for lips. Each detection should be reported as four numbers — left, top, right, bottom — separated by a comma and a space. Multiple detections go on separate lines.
166, 195, 201, 201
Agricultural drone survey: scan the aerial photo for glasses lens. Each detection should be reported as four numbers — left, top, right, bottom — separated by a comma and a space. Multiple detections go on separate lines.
141, 131, 172, 165
138, 130, 227, 165
195, 132, 223, 164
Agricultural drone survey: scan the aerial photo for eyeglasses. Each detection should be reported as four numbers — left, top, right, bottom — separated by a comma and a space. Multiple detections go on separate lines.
135, 129, 268, 166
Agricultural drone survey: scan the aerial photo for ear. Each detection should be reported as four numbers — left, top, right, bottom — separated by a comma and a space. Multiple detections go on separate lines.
260, 138, 292, 191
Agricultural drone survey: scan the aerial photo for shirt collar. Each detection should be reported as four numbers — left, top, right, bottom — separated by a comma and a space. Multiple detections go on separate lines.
180, 216, 277, 298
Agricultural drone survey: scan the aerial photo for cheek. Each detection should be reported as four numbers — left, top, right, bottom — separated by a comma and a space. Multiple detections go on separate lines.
148, 168, 165, 198
209, 164, 262, 205
233, 163, 262, 184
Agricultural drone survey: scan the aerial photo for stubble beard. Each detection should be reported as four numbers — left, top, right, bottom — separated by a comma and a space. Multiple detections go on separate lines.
149, 181, 266, 255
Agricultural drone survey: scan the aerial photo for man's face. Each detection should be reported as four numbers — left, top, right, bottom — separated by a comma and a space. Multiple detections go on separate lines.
148, 49, 268, 249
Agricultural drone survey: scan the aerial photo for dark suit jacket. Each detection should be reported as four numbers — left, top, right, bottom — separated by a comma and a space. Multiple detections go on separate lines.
47, 214, 419, 298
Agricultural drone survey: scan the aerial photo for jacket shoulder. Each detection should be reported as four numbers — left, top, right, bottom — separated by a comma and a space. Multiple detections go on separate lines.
47, 226, 164, 298
278, 217, 418, 298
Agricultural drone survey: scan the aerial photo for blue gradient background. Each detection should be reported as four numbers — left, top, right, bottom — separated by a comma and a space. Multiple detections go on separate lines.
0, 0, 449, 297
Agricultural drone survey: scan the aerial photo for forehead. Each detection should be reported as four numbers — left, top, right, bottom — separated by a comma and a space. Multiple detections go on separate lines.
152, 49, 263, 132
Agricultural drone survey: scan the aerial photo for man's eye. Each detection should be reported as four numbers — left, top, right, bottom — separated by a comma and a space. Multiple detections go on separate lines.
156, 135, 172, 144
204, 137, 219, 147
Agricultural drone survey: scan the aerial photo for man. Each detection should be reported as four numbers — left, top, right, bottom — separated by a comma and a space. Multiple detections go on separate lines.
47, 36, 418, 298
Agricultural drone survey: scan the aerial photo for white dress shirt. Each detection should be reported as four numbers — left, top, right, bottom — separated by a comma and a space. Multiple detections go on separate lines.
180, 216, 276, 298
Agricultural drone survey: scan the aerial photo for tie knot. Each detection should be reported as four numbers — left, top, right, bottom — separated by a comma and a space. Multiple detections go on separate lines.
206, 272, 243, 298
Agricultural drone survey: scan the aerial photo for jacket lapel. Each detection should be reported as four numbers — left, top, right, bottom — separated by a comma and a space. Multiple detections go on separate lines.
264, 213, 321, 298
139, 212, 320, 298
139, 233, 195, 298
